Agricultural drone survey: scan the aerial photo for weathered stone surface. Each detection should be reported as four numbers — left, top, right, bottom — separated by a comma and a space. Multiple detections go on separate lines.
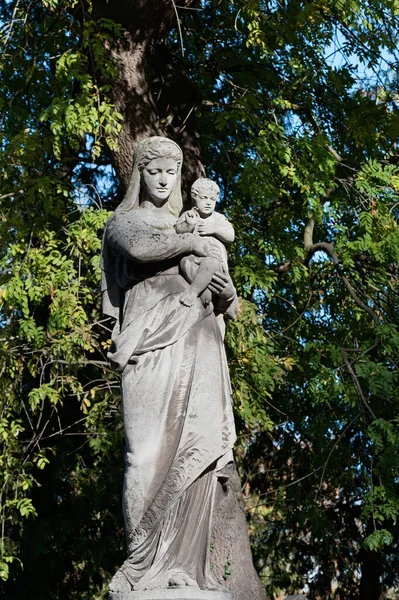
102, 137, 239, 596
109, 590, 232, 600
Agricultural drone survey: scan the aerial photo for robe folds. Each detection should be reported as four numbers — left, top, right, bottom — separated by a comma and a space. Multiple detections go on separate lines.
102, 209, 236, 591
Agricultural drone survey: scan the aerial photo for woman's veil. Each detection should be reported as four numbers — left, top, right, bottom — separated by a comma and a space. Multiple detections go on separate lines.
101, 137, 184, 318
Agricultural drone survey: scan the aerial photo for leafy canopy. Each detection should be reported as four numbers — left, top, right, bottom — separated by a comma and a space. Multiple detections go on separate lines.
1, 0, 399, 598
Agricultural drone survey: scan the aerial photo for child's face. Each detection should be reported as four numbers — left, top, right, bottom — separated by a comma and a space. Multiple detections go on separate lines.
193, 189, 218, 217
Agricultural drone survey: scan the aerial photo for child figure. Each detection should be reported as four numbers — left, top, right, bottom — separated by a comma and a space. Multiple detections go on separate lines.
175, 178, 235, 307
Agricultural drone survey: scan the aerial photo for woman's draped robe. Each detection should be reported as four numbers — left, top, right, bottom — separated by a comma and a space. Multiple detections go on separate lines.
102, 210, 236, 591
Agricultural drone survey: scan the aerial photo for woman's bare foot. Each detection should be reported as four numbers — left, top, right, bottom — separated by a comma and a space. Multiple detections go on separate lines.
168, 569, 198, 588
109, 569, 132, 593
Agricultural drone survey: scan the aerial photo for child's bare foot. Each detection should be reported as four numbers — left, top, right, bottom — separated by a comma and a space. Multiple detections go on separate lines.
109, 570, 131, 592
180, 288, 198, 307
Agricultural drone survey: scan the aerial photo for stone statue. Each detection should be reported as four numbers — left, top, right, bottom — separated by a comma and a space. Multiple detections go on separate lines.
101, 137, 238, 599
175, 178, 234, 311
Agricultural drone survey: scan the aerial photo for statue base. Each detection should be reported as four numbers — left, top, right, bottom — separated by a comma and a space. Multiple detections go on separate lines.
109, 590, 232, 600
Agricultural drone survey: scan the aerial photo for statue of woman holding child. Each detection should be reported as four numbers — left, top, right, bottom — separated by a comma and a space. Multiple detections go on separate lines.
101, 136, 237, 598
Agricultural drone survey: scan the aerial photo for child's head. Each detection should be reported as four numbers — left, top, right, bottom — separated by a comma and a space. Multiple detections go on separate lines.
190, 178, 220, 218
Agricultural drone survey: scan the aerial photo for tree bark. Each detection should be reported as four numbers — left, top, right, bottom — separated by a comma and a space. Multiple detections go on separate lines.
104, 33, 163, 189
91, 1, 266, 598
212, 464, 267, 600
93, 0, 204, 199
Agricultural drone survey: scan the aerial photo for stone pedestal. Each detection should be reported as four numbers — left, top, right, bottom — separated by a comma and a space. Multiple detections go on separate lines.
109, 590, 231, 600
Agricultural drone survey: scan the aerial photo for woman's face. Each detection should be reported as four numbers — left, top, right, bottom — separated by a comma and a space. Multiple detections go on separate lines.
142, 157, 178, 206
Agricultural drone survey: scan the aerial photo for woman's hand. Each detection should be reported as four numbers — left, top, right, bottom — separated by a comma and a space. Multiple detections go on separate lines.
208, 271, 235, 299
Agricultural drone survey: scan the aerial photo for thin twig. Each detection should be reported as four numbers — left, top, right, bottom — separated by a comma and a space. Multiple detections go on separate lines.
315, 411, 361, 500
3, 0, 21, 49
170, 0, 184, 56
0, 190, 23, 201
249, 466, 323, 506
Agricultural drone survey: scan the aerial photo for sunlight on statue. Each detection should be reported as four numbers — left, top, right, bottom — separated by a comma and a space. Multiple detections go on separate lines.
101, 137, 238, 599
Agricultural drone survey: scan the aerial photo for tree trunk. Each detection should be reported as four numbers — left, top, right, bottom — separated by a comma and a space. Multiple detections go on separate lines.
212, 464, 267, 600
93, 0, 204, 199
91, 1, 266, 598
358, 545, 381, 600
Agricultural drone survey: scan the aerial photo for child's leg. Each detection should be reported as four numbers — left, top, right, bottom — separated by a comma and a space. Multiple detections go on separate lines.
180, 256, 220, 307
180, 256, 198, 284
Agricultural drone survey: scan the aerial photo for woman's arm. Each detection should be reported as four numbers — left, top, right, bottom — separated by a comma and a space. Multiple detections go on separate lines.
106, 213, 208, 263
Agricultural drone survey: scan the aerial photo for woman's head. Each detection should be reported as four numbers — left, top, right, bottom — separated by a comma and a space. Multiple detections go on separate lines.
138, 138, 182, 209
117, 136, 184, 216
141, 157, 179, 208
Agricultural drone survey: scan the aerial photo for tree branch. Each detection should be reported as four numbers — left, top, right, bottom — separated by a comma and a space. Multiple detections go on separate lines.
0, 190, 23, 200
326, 144, 343, 162
340, 273, 379, 324
304, 216, 315, 252
304, 227, 379, 324
340, 349, 377, 421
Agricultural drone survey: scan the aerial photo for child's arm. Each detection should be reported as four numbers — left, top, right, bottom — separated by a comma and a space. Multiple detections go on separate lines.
196, 212, 235, 243
175, 210, 198, 234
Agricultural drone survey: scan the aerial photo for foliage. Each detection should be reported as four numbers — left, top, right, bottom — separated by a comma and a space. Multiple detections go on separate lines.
0, 1, 123, 597
1, 0, 399, 598
175, 1, 399, 597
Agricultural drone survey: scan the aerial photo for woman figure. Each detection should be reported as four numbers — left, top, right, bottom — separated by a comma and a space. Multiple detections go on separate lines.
101, 137, 237, 594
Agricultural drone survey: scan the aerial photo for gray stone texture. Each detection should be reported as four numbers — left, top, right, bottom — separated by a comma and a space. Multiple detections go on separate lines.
109, 590, 232, 600
102, 137, 239, 596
